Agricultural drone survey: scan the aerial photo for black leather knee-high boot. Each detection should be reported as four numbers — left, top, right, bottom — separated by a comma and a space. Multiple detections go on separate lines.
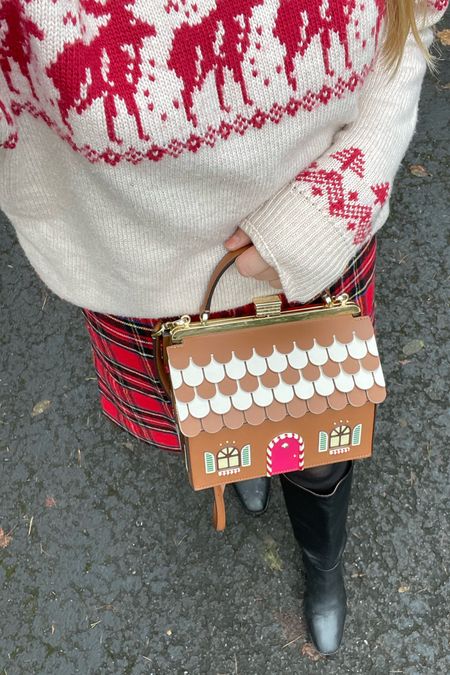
232, 477, 271, 515
280, 463, 353, 655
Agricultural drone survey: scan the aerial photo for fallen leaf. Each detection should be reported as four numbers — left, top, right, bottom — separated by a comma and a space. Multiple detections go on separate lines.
436, 29, 450, 46
31, 399, 51, 417
441, 82, 450, 90
45, 496, 57, 508
399, 418, 407, 428
264, 548, 283, 572
263, 537, 283, 572
408, 164, 430, 178
398, 585, 410, 593
402, 339, 425, 356
301, 642, 324, 661
0, 528, 12, 548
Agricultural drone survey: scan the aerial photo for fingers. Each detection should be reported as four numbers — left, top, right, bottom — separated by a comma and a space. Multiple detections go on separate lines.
224, 227, 283, 290
269, 278, 283, 290
235, 245, 280, 285
224, 227, 252, 251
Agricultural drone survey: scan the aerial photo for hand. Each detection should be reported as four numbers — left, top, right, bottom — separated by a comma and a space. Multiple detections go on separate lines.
224, 227, 282, 290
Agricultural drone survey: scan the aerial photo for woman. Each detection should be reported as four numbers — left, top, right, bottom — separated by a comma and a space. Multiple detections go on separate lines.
0, 0, 447, 655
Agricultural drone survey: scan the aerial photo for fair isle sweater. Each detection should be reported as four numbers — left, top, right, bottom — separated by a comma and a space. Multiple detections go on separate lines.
0, 1, 447, 318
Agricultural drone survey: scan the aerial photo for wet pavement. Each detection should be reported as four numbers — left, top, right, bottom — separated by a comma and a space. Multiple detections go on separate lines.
1, 31, 449, 675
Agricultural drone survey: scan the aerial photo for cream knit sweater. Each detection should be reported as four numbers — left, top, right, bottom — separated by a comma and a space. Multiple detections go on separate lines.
0, 0, 447, 317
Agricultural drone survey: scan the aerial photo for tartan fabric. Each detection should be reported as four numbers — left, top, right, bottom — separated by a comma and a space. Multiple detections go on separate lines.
83, 237, 377, 452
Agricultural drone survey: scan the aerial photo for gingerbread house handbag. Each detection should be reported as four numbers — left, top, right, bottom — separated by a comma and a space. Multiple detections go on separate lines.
153, 245, 386, 530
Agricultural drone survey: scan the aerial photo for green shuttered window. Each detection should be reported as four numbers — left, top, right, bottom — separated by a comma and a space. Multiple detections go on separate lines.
204, 452, 216, 474
352, 424, 362, 446
241, 444, 251, 467
318, 431, 328, 452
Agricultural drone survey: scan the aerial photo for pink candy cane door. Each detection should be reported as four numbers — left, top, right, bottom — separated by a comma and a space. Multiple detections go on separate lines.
266, 433, 304, 476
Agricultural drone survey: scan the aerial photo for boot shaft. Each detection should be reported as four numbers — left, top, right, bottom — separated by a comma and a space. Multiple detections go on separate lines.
280, 463, 353, 570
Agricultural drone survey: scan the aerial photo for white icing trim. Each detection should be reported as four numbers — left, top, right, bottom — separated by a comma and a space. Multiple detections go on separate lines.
307, 339, 328, 366
287, 344, 308, 369
224, 352, 247, 380
347, 335, 368, 359
327, 338, 348, 363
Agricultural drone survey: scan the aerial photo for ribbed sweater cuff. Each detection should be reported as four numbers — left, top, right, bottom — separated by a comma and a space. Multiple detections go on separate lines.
240, 181, 355, 304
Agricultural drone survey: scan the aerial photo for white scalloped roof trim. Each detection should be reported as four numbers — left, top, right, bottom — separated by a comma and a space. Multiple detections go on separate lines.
169, 334, 384, 422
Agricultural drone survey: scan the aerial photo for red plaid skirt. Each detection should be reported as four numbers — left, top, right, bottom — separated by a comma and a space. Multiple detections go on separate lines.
83, 238, 377, 452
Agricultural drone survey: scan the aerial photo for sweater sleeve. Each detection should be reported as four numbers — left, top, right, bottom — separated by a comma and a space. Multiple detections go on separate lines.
0, 75, 18, 151
240, 0, 448, 303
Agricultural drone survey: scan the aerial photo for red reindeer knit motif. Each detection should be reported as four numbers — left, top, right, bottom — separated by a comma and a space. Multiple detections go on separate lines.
273, 0, 357, 84
167, 0, 265, 126
47, 1, 156, 145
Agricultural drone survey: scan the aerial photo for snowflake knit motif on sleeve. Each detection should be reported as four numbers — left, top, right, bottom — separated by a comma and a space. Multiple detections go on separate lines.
0, 0, 447, 316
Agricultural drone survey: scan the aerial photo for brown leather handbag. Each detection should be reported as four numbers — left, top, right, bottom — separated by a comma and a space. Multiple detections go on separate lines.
153, 246, 386, 531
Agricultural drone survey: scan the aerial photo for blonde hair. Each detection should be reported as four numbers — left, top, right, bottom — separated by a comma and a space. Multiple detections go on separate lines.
382, 0, 438, 74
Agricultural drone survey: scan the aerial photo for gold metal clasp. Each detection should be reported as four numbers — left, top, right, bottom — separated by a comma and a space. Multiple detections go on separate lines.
336, 292, 350, 306
151, 314, 191, 337
253, 294, 282, 317
321, 291, 350, 308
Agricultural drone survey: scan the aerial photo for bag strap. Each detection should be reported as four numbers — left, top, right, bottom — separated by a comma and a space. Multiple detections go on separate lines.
212, 485, 226, 531
199, 243, 252, 319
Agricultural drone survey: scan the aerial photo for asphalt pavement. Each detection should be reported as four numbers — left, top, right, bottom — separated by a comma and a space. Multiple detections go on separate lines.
1, 22, 449, 675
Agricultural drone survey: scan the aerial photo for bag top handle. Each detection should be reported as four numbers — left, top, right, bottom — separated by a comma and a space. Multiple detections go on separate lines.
199, 243, 252, 320
153, 244, 251, 398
